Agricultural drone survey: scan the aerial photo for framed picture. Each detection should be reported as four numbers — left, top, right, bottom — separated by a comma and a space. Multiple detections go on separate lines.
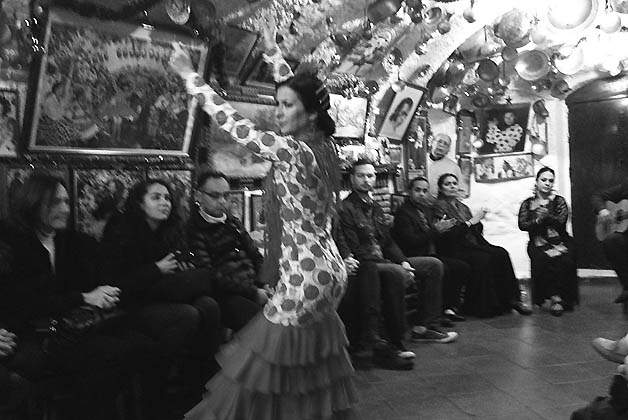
378, 84, 426, 141
223, 25, 258, 77
0, 87, 20, 157
390, 193, 407, 215
205, 100, 274, 179
405, 113, 427, 182
148, 169, 192, 220
443, 94, 460, 116
476, 103, 530, 155
243, 56, 299, 91
456, 109, 477, 155
2, 165, 69, 218
227, 190, 245, 221
249, 190, 265, 231
474, 152, 534, 183
28, 8, 209, 156
388, 143, 403, 165
74, 169, 144, 240
458, 155, 472, 197
328, 94, 368, 143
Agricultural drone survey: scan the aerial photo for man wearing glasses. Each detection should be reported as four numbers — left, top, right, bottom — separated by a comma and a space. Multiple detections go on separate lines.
188, 171, 268, 332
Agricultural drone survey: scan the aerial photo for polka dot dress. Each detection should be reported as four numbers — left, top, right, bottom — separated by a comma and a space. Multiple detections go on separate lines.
486, 122, 524, 153
182, 70, 359, 420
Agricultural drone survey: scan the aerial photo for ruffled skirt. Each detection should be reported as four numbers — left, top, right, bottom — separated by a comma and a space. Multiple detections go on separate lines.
184, 311, 360, 420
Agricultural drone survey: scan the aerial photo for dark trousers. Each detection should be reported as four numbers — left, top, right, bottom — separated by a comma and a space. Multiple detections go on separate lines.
216, 294, 262, 332
529, 240, 578, 308
602, 232, 628, 290
0, 363, 29, 415
338, 261, 406, 348
440, 256, 470, 311
5, 328, 156, 420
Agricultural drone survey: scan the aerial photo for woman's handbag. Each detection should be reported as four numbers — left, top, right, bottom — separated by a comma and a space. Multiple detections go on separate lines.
46, 305, 127, 354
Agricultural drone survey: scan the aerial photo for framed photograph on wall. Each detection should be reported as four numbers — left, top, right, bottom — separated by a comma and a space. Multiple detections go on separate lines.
223, 25, 258, 77
378, 84, 426, 141
474, 152, 534, 183
0, 87, 20, 157
205, 99, 274, 179
74, 169, 144, 240
148, 169, 192, 220
456, 109, 477, 155
249, 190, 265, 231
458, 155, 472, 197
328, 93, 368, 144
476, 103, 530, 155
28, 8, 209, 156
227, 190, 245, 221
388, 143, 403, 165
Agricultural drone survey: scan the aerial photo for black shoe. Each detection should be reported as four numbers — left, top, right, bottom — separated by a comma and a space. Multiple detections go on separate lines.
372, 343, 414, 370
614, 290, 628, 304
444, 309, 465, 322
512, 301, 532, 315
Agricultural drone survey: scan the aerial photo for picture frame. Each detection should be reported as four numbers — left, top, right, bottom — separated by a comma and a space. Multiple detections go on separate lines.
249, 190, 265, 232
474, 152, 534, 183
405, 113, 427, 183
147, 169, 192, 220
223, 25, 259, 77
390, 193, 407, 215
378, 84, 426, 141
28, 8, 209, 157
328, 93, 368, 143
206, 100, 274, 179
74, 169, 144, 240
388, 143, 403, 165
443, 94, 460, 116
0, 87, 20, 157
457, 155, 472, 198
227, 190, 246, 221
243, 55, 299, 91
1, 164, 69, 218
456, 109, 477, 155
476, 103, 530, 155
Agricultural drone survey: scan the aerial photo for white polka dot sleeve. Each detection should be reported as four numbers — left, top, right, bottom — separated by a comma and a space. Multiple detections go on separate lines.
262, 46, 294, 83
184, 73, 297, 164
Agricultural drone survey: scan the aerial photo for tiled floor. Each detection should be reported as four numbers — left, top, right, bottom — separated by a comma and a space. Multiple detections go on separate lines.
353, 279, 628, 420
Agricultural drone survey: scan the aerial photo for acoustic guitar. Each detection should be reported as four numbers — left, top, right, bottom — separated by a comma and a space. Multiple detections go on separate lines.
596, 199, 628, 241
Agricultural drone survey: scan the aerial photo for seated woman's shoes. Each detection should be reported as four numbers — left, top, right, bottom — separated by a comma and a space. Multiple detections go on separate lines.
613, 290, 628, 304
512, 302, 532, 315
592, 335, 628, 363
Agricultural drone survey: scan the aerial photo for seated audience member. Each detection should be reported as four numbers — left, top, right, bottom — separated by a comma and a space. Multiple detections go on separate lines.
188, 171, 267, 331
100, 178, 222, 408
337, 159, 458, 353
427, 134, 463, 198
433, 173, 532, 317
518, 167, 578, 316
0, 172, 156, 420
592, 179, 628, 304
392, 176, 469, 322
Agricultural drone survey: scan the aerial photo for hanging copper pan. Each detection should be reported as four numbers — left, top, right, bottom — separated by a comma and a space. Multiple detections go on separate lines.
476, 59, 499, 82
514, 50, 550, 81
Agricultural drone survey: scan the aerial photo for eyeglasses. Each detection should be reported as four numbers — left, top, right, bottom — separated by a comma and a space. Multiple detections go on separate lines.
197, 190, 230, 200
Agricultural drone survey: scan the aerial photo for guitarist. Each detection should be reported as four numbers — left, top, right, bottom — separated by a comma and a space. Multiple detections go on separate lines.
593, 181, 628, 304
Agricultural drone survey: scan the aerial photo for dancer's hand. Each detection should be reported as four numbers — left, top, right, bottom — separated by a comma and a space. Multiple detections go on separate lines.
255, 288, 269, 305
344, 255, 359, 276
260, 15, 278, 53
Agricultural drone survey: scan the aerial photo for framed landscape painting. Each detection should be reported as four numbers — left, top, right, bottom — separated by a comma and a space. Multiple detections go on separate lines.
28, 8, 208, 156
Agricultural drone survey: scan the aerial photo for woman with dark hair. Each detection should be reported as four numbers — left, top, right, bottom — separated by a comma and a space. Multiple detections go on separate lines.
433, 173, 531, 318
0, 172, 155, 420
388, 97, 413, 133
518, 167, 578, 316
100, 178, 222, 411
169, 19, 358, 420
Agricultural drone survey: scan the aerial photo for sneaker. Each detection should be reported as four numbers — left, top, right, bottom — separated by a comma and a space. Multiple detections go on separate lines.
512, 301, 533, 315
372, 344, 414, 370
444, 308, 465, 322
411, 327, 458, 343
592, 334, 628, 363
395, 345, 416, 359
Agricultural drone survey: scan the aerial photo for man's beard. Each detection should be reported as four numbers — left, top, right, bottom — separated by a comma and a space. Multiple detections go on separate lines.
354, 184, 373, 193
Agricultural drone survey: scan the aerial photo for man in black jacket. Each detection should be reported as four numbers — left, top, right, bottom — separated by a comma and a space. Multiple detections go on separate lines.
337, 159, 458, 359
188, 171, 267, 332
392, 176, 469, 322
